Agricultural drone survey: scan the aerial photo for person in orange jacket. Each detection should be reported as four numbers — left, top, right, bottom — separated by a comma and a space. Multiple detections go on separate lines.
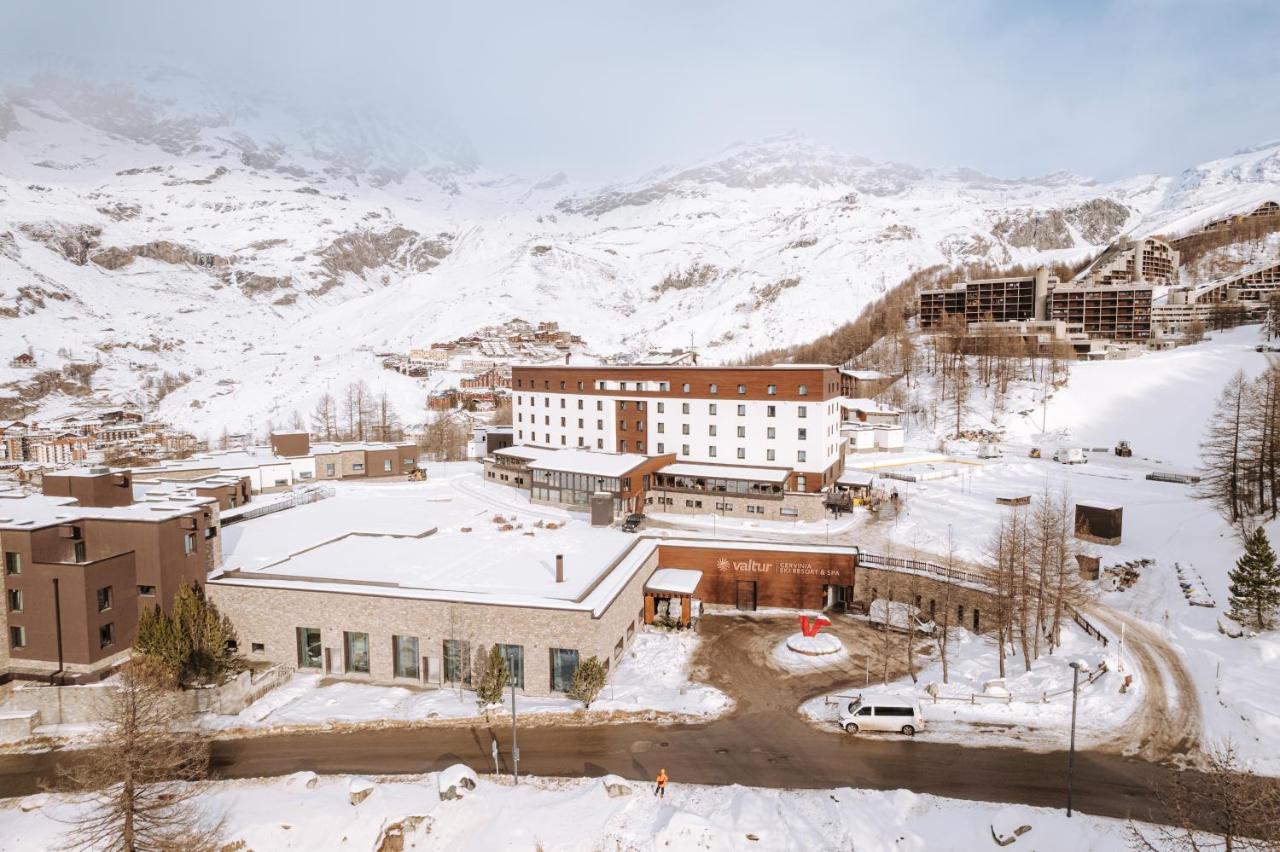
654, 768, 668, 798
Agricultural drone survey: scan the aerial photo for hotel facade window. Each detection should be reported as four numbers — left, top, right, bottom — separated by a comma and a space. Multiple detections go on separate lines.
550, 648, 579, 692
297, 627, 322, 668
498, 643, 525, 689
445, 639, 471, 685
394, 635, 420, 679
344, 631, 371, 674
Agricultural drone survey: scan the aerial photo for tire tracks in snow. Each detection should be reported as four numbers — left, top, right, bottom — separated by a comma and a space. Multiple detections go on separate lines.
1086, 605, 1202, 763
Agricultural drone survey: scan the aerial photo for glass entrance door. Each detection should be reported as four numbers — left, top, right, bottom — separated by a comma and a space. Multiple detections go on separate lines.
735, 580, 757, 611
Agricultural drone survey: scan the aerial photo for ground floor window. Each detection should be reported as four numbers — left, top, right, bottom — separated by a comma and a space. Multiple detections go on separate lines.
549, 647, 579, 692
9, 625, 25, 648
445, 639, 472, 685
297, 627, 322, 668
497, 643, 525, 689
344, 631, 370, 674
394, 635, 420, 679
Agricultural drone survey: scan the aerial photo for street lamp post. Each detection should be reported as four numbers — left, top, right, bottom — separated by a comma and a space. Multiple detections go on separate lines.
1067, 661, 1085, 817
510, 677, 520, 784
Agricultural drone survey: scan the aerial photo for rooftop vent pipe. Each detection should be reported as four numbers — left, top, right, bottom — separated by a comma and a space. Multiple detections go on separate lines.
556, 554, 564, 583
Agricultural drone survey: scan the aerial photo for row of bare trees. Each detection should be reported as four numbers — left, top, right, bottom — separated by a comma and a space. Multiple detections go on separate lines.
309, 380, 404, 443
983, 489, 1091, 677
1201, 367, 1280, 524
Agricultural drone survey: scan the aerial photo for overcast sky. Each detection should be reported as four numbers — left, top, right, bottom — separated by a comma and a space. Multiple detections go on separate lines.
2, 0, 1277, 181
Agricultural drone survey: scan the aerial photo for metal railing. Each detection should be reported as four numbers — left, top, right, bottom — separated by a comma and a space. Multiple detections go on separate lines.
221, 484, 336, 526
858, 551, 987, 588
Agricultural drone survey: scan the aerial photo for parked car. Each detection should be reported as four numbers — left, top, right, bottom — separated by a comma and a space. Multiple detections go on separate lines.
839, 693, 926, 736
866, 598, 935, 636
1053, 446, 1087, 465
621, 513, 645, 532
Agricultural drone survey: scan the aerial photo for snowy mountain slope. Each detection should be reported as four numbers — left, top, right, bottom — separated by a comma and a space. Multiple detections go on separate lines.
2, 79, 1279, 437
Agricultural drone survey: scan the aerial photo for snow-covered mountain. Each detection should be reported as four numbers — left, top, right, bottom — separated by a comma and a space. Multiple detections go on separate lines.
2, 78, 1279, 438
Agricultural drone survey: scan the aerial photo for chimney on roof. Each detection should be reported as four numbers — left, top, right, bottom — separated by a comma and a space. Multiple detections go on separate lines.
556, 554, 564, 583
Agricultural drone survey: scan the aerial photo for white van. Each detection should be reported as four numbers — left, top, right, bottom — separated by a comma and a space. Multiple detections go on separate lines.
838, 694, 926, 736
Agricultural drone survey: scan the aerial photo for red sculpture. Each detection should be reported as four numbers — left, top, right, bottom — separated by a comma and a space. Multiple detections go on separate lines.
798, 615, 831, 637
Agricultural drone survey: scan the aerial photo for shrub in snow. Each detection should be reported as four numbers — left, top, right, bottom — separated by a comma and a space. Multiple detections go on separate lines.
437, 764, 479, 800
568, 655, 608, 709
348, 776, 375, 806
601, 774, 633, 797
990, 805, 1035, 846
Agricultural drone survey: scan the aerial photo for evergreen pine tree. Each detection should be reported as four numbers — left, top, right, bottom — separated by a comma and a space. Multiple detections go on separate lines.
475, 645, 509, 710
568, 656, 608, 710
1229, 527, 1280, 631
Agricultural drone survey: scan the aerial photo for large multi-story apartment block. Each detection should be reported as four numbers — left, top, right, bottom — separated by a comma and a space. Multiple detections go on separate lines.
919, 268, 1055, 330
1047, 285, 1153, 341
921, 239, 1176, 343
512, 365, 844, 492
1076, 237, 1179, 288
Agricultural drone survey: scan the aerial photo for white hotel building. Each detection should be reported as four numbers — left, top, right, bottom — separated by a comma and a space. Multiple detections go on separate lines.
511, 364, 845, 493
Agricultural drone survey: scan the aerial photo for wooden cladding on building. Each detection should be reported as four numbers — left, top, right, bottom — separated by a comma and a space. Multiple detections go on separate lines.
656, 544, 856, 610
512, 366, 841, 402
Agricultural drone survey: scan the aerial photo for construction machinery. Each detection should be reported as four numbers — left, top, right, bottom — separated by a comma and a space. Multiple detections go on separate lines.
408, 468, 428, 482
1028, 447, 1042, 459
1115, 440, 1132, 458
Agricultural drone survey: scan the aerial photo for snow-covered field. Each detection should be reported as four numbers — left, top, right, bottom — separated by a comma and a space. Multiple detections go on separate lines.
199, 629, 731, 733
0, 771, 1138, 851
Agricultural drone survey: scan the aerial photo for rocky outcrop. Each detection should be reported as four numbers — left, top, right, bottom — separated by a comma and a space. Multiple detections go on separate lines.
17, 222, 102, 265
651, 263, 720, 297
736, 276, 801, 312
95, 202, 142, 221
993, 199, 1132, 250
312, 227, 452, 292
90, 241, 233, 271
1065, 198, 1130, 244
992, 210, 1074, 250
228, 272, 293, 297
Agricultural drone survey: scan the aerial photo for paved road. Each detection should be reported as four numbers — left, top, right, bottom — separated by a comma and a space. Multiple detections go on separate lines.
0, 715, 1184, 825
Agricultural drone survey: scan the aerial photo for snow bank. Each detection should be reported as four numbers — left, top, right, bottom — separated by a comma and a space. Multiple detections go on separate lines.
0, 772, 1140, 851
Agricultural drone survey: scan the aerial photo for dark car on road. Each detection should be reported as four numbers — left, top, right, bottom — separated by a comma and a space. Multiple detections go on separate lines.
621, 514, 644, 532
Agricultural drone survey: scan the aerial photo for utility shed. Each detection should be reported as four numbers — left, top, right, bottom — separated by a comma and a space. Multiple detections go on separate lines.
1075, 501, 1122, 545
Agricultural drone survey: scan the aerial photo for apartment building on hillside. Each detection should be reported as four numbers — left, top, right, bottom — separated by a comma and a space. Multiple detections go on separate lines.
919, 268, 1056, 330
1076, 237, 1179, 288
0, 468, 227, 683
920, 242, 1172, 343
511, 365, 845, 492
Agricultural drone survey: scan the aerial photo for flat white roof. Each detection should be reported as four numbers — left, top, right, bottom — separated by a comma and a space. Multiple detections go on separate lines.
492, 445, 556, 462
660, 462, 790, 483
842, 398, 902, 414
837, 471, 875, 487
526, 449, 649, 478
0, 492, 214, 529
209, 477, 869, 616
1077, 501, 1122, 511
645, 568, 702, 595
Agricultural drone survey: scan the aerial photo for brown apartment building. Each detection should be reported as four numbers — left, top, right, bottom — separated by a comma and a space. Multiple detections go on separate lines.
919, 268, 1055, 330
0, 469, 226, 683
